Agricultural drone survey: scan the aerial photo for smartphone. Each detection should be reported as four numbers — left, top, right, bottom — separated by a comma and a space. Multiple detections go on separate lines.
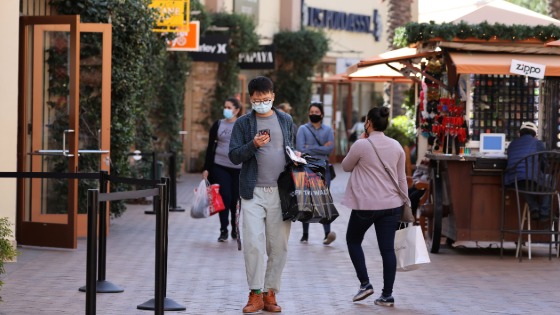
258, 128, 270, 138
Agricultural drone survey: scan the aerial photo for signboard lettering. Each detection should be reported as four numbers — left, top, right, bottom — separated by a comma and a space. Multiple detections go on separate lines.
238, 45, 275, 69
302, 4, 382, 41
510, 59, 545, 79
189, 34, 229, 62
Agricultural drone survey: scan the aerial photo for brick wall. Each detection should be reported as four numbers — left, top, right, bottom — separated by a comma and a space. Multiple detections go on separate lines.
182, 62, 219, 172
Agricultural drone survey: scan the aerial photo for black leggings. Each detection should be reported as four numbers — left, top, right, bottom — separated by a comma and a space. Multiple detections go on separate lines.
346, 207, 401, 296
210, 164, 240, 232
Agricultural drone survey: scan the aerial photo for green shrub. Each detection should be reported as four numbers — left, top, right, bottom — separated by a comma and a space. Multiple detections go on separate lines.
0, 217, 19, 302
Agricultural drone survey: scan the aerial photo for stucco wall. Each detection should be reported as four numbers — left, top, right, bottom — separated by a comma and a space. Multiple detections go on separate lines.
0, 0, 20, 240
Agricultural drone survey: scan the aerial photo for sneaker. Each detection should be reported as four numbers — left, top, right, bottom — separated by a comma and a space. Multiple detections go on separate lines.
242, 291, 264, 314
263, 290, 282, 312
231, 230, 238, 240
323, 231, 336, 245
300, 234, 308, 243
352, 283, 374, 302
217, 230, 228, 242
374, 295, 395, 307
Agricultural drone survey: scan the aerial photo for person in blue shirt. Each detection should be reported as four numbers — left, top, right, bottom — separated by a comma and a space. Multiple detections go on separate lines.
504, 121, 549, 221
296, 102, 336, 245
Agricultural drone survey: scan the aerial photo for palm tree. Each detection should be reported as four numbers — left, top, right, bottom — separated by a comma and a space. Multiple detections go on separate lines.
383, 0, 414, 116
548, 0, 560, 19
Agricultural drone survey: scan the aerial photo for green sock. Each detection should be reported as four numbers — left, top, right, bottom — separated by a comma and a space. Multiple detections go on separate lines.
252, 289, 262, 294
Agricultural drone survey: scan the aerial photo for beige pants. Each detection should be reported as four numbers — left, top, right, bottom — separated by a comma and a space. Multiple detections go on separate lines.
242, 187, 291, 293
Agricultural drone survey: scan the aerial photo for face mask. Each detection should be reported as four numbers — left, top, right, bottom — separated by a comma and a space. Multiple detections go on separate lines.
252, 103, 272, 114
223, 108, 234, 119
309, 114, 322, 123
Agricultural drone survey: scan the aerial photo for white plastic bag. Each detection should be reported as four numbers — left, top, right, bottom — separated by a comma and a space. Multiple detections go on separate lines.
190, 179, 210, 218
394, 225, 431, 271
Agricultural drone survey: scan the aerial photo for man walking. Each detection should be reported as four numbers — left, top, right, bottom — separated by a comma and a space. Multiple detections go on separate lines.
229, 76, 296, 313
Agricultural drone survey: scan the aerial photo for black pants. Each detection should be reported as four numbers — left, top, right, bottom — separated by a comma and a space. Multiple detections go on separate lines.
346, 207, 401, 297
210, 164, 240, 232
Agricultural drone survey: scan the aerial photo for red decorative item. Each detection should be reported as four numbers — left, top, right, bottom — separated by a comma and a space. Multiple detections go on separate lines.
208, 184, 226, 215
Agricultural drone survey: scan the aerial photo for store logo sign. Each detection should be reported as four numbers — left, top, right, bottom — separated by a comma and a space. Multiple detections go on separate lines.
302, 4, 382, 42
510, 59, 545, 79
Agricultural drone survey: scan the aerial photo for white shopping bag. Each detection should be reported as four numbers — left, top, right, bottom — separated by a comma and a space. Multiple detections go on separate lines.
394, 225, 431, 272
190, 179, 210, 218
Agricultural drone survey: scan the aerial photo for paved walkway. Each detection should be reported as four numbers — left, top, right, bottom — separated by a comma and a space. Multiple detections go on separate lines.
2, 164, 560, 314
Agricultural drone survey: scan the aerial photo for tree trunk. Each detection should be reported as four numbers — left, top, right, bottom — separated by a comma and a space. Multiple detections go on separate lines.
548, 0, 560, 19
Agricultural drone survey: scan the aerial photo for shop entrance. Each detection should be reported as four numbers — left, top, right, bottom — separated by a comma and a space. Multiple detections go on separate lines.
17, 16, 112, 248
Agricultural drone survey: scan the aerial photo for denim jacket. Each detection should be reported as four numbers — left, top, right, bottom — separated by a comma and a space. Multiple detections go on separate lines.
228, 108, 295, 199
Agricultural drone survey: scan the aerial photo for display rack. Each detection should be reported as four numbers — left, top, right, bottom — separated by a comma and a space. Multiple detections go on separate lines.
470, 74, 539, 141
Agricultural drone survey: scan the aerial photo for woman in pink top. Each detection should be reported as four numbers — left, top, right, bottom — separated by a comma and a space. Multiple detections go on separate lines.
341, 106, 407, 307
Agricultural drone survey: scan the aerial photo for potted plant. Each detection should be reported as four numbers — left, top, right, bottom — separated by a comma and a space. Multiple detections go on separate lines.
0, 217, 19, 302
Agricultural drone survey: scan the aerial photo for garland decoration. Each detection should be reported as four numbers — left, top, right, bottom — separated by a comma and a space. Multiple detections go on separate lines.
394, 21, 560, 47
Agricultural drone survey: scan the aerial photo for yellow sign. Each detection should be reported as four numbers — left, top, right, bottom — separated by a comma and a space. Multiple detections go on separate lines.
150, 0, 190, 33
167, 21, 200, 51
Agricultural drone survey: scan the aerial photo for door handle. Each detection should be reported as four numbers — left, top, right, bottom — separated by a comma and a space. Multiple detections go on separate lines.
63, 129, 75, 157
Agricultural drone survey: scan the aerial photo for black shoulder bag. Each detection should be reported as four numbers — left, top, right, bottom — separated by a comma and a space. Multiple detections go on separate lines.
304, 125, 336, 180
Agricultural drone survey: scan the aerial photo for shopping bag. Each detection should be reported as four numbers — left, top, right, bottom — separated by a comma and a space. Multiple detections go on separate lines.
305, 165, 339, 224
394, 224, 431, 271
190, 179, 210, 218
208, 183, 226, 216
278, 160, 338, 224
278, 163, 314, 221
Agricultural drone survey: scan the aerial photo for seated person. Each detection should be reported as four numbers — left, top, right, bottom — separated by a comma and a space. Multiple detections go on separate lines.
504, 122, 549, 221
408, 157, 430, 214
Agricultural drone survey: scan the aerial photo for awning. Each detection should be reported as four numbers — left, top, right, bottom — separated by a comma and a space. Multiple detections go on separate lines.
449, 52, 560, 76
357, 47, 440, 68
346, 62, 414, 83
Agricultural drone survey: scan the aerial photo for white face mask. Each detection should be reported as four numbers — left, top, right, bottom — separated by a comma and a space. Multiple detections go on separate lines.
223, 108, 234, 119
252, 103, 272, 114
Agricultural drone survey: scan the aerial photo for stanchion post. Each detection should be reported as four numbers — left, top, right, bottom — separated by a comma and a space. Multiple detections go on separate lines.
79, 171, 124, 293
137, 179, 185, 312
145, 151, 158, 215
168, 151, 184, 212
85, 189, 99, 315
98, 171, 108, 281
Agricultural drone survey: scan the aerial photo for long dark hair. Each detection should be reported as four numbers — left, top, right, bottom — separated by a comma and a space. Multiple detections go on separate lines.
367, 106, 390, 132
226, 97, 242, 117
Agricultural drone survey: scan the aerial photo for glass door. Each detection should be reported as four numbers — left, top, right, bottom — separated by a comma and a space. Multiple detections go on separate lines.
18, 16, 111, 248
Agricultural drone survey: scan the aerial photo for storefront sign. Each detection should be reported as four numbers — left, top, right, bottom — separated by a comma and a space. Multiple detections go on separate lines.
302, 4, 382, 41
238, 45, 275, 69
150, 0, 190, 33
510, 59, 546, 79
167, 21, 199, 51
189, 34, 229, 62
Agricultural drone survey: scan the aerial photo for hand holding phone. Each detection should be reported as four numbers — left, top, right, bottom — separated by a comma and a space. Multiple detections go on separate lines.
254, 129, 270, 148
258, 129, 270, 140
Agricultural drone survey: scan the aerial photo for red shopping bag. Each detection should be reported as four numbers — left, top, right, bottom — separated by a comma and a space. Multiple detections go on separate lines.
208, 184, 226, 216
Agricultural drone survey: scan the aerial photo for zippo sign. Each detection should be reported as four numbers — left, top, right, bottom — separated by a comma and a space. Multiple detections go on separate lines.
510, 59, 546, 79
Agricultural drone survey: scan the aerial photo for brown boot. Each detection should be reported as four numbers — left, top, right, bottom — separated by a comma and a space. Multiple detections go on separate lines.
263, 290, 282, 312
242, 291, 264, 314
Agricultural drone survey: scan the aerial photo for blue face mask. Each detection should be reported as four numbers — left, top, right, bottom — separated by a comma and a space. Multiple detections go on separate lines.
223, 108, 234, 119
252, 103, 273, 114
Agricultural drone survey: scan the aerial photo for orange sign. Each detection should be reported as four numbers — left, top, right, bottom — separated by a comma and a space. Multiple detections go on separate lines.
167, 21, 200, 51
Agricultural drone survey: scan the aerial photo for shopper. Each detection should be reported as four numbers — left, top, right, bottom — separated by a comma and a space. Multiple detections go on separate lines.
202, 97, 242, 242
341, 106, 407, 307
296, 102, 336, 245
275, 102, 297, 145
229, 76, 296, 314
504, 121, 549, 221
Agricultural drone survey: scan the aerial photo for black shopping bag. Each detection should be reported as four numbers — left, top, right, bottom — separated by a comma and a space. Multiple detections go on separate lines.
278, 159, 338, 224
306, 165, 339, 224
278, 163, 313, 221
